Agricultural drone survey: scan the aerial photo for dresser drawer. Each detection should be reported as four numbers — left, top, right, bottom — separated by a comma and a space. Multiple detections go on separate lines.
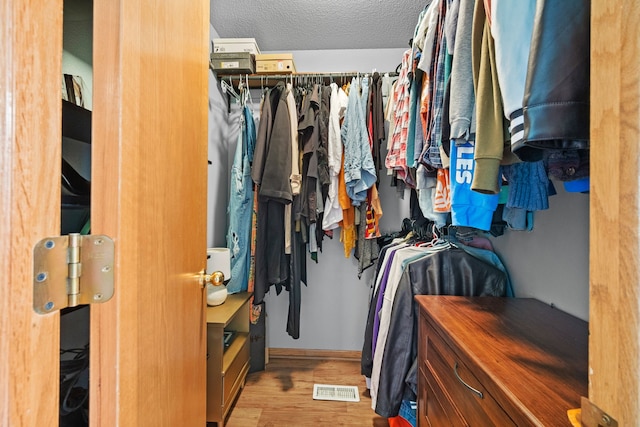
423, 322, 516, 427
419, 366, 468, 426
222, 334, 250, 408
416, 297, 588, 426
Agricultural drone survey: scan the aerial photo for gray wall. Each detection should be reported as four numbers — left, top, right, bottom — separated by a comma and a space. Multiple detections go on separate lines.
208, 24, 234, 248
265, 48, 406, 74
207, 47, 591, 352
491, 185, 590, 320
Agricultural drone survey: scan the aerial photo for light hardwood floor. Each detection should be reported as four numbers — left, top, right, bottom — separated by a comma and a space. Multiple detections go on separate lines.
221, 357, 391, 427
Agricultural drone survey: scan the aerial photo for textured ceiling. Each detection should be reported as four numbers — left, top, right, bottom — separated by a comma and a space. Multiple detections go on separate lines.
211, 0, 426, 51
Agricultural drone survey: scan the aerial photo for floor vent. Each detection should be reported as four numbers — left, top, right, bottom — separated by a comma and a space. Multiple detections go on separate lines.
312, 384, 360, 402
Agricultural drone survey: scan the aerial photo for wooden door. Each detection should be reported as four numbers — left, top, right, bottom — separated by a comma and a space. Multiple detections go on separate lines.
0, 0, 209, 426
0, 0, 65, 426
90, 0, 210, 426
590, 1, 640, 424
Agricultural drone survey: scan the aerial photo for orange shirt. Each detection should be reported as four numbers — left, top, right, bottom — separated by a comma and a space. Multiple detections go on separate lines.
338, 152, 356, 257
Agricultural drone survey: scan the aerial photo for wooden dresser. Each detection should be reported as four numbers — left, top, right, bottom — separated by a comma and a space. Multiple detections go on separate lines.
416, 296, 588, 426
206, 292, 252, 426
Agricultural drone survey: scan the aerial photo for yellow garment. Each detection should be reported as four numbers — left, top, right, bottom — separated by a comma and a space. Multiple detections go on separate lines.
342, 82, 351, 96
338, 153, 356, 257
566, 409, 581, 427
364, 185, 383, 239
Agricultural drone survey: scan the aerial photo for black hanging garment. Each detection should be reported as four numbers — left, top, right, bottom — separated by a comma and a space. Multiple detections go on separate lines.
251, 82, 293, 304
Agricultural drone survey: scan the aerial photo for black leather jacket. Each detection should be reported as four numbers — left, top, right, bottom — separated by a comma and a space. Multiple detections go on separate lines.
374, 247, 506, 418
516, 0, 590, 161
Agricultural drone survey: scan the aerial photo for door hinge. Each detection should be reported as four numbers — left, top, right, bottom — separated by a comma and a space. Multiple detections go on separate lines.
580, 397, 618, 427
33, 233, 115, 314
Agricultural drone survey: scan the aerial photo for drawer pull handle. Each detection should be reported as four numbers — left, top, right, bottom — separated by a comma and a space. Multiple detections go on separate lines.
454, 362, 483, 399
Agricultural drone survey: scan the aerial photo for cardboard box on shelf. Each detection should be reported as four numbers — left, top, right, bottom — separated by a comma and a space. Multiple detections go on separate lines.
213, 38, 261, 55
255, 53, 296, 74
210, 52, 256, 74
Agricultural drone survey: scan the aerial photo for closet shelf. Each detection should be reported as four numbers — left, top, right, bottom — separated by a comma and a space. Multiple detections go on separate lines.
62, 99, 92, 144
216, 71, 398, 89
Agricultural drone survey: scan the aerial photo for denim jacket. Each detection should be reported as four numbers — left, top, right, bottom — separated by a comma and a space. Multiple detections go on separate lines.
340, 77, 377, 206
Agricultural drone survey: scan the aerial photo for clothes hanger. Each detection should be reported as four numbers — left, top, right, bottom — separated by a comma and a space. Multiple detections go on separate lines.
234, 77, 247, 111
243, 74, 252, 106
220, 78, 239, 114
221, 78, 240, 101
238, 76, 244, 91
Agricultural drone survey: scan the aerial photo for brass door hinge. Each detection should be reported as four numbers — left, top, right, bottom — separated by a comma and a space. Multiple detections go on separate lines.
33, 233, 115, 314
581, 397, 618, 427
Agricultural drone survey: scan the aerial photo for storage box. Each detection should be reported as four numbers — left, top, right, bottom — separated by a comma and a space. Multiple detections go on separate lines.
213, 38, 261, 55
210, 52, 255, 74
255, 53, 296, 74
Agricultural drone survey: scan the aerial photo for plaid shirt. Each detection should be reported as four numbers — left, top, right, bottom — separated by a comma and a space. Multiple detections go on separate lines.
385, 50, 412, 183
421, 0, 448, 169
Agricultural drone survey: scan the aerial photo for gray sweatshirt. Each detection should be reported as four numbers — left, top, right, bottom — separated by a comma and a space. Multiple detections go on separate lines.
448, 0, 475, 142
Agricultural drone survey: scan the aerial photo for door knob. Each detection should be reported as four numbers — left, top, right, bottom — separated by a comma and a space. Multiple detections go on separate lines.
199, 270, 226, 287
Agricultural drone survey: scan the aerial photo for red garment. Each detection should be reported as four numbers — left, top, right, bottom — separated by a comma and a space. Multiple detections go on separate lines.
388, 415, 412, 427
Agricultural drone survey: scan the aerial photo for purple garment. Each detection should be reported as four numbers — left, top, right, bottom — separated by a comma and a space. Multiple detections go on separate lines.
372, 248, 400, 356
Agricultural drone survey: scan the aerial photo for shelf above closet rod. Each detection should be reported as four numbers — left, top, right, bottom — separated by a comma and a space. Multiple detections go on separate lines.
215, 71, 398, 89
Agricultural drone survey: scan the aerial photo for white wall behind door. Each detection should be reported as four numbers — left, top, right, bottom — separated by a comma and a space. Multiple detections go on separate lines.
208, 23, 234, 248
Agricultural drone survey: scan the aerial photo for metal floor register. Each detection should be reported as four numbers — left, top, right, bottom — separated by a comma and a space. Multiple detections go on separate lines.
312, 384, 360, 402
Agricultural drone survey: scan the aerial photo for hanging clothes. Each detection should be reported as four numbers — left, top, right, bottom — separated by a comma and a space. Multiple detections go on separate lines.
226, 103, 257, 294
363, 234, 507, 418
355, 194, 380, 277
449, 139, 499, 231
518, 0, 590, 161
315, 85, 332, 250
338, 151, 357, 257
322, 83, 348, 231
373, 243, 506, 417
355, 74, 384, 276
385, 51, 412, 185
252, 81, 293, 305
370, 72, 386, 174
360, 240, 410, 385
284, 83, 302, 256
420, 0, 448, 169
342, 76, 377, 205
470, 0, 510, 195
299, 85, 318, 225
285, 193, 306, 339
369, 241, 453, 410
490, 0, 537, 154
449, 0, 475, 143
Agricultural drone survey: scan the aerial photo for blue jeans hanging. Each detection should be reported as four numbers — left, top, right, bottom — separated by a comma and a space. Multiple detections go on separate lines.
226, 106, 256, 294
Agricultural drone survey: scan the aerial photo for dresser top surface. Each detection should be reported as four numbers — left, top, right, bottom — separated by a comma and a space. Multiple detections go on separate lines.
416, 296, 589, 425
206, 292, 252, 325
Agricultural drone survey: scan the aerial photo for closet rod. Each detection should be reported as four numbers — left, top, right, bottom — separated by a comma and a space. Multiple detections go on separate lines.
217, 71, 398, 89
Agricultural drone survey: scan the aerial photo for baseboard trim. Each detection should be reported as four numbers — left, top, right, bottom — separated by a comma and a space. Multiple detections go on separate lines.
268, 348, 361, 361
